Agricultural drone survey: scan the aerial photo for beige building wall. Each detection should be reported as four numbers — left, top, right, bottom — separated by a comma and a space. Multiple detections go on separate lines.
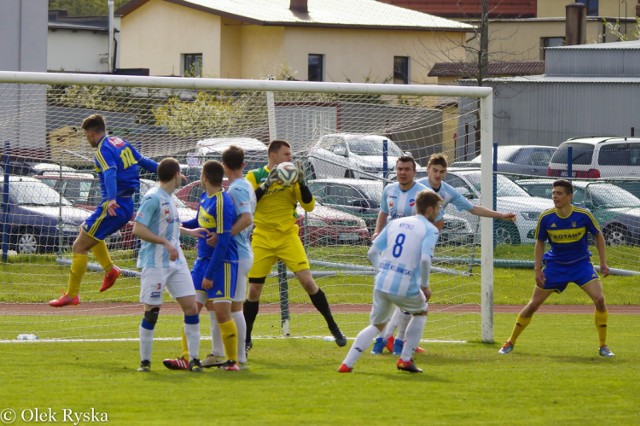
488, 20, 565, 61
537, 0, 632, 18
237, 26, 286, 79
120, 0, 221, 76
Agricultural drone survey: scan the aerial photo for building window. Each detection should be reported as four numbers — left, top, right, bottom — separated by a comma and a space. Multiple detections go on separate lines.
540, 37, 565, 59
308, 54, 324, 82
394, 56, 409, 84
183, 53, 202, 77
576, 0, 598, 16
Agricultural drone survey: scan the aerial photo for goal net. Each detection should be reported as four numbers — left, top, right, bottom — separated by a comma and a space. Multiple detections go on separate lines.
0, 72, 494, 344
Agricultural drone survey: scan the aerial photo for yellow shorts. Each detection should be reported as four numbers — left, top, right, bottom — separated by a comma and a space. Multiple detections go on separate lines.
249, 227, 309, 279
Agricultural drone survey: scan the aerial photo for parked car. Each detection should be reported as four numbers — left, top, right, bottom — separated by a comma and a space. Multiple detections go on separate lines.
307, 133, 405, 180
517, 178, 640, 246
547, 136, 640, 178
196, 137, 267, 171
0, 176, 93, 254
451, 145, 556, 177
440, 168, 554, 244
2, 161, 77, 177
306, 178, 474, 245
176, 180, 370, 246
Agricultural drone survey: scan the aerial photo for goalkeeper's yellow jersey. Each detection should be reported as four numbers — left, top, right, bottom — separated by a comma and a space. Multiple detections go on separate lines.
246, 165, 315, 235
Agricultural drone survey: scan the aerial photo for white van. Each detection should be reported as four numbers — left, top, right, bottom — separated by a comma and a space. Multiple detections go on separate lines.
547, 136, 640, 178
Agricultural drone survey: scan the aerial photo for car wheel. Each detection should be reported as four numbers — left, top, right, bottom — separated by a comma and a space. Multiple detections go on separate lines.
603, 223, 628, 246
16, 228, 40, 254
494, 221, 520, 245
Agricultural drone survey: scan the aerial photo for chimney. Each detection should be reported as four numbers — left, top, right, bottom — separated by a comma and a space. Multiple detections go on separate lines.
290, 0, 308, 14
566, 3, 586, 45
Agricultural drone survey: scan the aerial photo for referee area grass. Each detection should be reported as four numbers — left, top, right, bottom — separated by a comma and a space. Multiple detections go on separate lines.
1, 313, 639, 425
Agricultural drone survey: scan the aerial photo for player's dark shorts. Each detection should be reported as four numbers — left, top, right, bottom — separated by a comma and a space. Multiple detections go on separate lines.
191, 257, 238, 302
82, 197, 134, 241
542, 258, 599, 293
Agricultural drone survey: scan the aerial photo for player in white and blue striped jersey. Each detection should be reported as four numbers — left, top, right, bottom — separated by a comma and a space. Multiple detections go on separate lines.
372, 156, 430, 240
132, 158, 201, 372
339, 190, 442, 374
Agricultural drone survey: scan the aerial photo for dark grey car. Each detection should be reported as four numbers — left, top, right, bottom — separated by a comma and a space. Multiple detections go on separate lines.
452, 145, 556, 177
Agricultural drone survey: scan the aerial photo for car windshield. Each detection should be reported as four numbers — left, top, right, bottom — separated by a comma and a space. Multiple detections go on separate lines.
11, 181, 72, 206
551, 143, 594, 165
357, 182, 384, 202
586, 184, 640, 208
460, 172, 531, 197
347, 139, 403, 156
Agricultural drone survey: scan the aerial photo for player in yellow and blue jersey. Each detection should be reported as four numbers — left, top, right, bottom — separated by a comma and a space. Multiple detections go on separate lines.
163, 160, 241, 371
499, 179, 614, 357
243, 140, 346, 353
50, 114, 158, 308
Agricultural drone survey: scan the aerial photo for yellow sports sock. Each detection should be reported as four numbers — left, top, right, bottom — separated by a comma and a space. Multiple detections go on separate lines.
595, 310, 608, 347
91, 240, 114, 273
66, 253, 88, 297
507, 314, 532, 345
219, 320, 238, 362
181, 329, 189, 360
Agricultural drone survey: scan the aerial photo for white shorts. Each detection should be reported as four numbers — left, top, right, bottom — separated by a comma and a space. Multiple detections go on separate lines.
232, 256, 253, 303
140, 264, 195, 306
369, 289, 428, 326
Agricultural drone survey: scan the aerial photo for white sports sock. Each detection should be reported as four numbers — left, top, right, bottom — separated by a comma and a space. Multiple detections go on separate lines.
209, 311, 224, 357
342, 325, 380, 368
395, 311, 412, 340
400, 315, 427, 362
184, 322, 201, 360
232, 311, 247, 364
380, 308, 401, 339
139, 325, 154, 362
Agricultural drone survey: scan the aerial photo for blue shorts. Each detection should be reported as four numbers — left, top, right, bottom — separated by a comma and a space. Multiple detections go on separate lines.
82, 197, 134, 241
542, 258, 599, 293
191, 257, 238, 301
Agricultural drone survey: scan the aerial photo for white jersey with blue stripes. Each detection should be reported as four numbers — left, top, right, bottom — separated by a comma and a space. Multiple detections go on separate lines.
416, 178, 474, 221
380, 181, 429, 221
227, 177, 256, 261
135, 186, 186, 268
372, 215, 439, 297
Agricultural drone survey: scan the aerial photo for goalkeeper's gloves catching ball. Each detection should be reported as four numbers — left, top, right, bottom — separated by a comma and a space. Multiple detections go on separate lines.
295, 160, 306, 186
260, 168, 280, 191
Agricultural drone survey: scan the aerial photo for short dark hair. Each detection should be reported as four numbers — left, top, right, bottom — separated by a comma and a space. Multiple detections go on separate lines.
397, 155, 416, 171
416, 190, 442, 215
81, 114, 106, 133
427, 153, 448, 169
157, 157, 181, 182
553, 179, 573, 195
268, 140, 291, 155
221, 145, 245, 170
202, 160, 224, 186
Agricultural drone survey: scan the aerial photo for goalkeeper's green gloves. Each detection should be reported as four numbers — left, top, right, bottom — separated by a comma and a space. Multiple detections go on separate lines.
260, 168, 280, 191
295, 160, 306, 186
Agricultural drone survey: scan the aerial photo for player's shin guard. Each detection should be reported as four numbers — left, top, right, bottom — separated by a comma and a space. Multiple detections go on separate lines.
219, 320, 238, 362
595, 309, 608, 347
184, 314, 200, 361
66, 253, 88, 297
91, 240, 114, 273
232, 311, 247, 363
309, 289, 338, 330
139, 308, 159, 362
507, 314, 532, 345
401, 315, 427, 362
342, 325, 380, 368
395, 311, 412, 340
209, 312, 224, 357
243, 300, 260, 345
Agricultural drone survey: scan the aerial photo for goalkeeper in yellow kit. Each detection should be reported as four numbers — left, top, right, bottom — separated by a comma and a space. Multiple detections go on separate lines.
243, 140, 346, 352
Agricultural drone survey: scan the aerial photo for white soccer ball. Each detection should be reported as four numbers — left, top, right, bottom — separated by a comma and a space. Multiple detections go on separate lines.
276, 162, 299, 187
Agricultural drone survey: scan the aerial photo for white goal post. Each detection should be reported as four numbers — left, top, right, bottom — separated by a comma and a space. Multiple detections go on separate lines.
0, 71, 494, 344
